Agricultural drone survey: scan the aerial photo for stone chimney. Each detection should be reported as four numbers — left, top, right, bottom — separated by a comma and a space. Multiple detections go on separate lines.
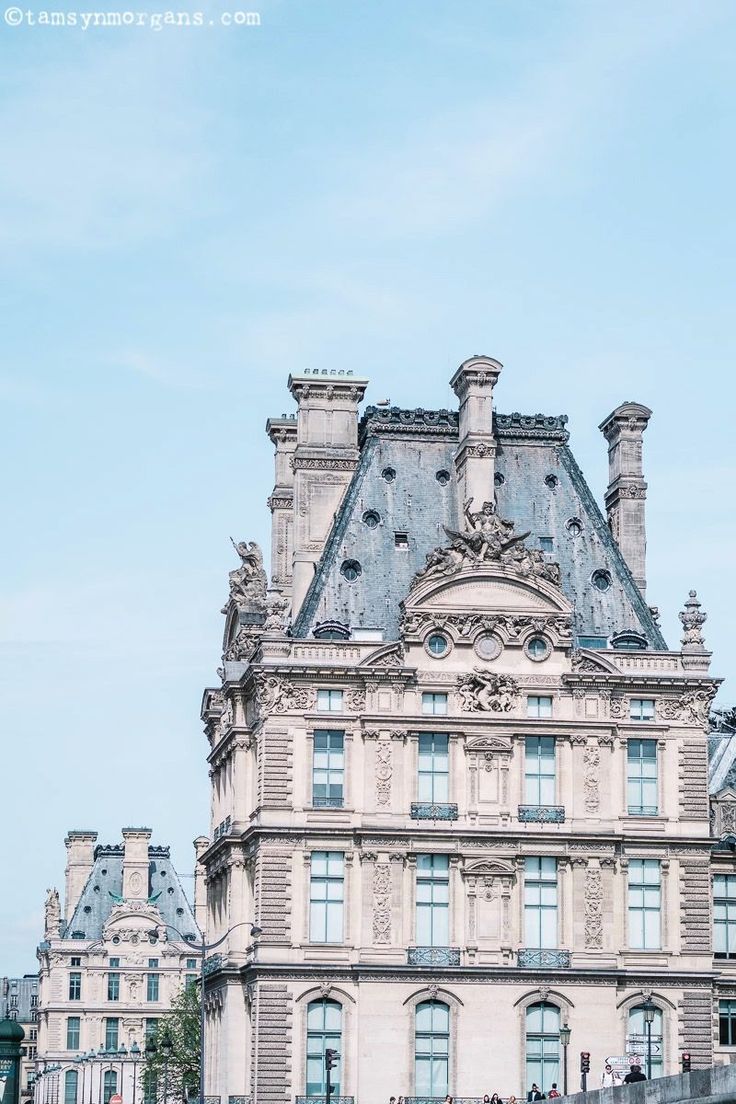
121, 827, 152, 901
599, 402, 652, 595
450, 355, 503, 522
265, 416, 298, 600
288, 369, 369, 614
64, 831, 98, 922
193, 836, 209, 932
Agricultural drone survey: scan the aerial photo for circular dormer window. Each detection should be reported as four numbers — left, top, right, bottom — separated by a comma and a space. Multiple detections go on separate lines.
381, 467, 396, 483
592, 569, 612, 591
525, 636, 551, 662
362, 510, 380, 528
341, 560, 362, 582
425, 632, 450, 658
436, 470, 451, 486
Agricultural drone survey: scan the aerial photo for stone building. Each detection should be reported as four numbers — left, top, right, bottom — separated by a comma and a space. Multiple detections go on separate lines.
1, 973, 40, 1099
35, 828, 204, 1104
199, 357, 735, 1103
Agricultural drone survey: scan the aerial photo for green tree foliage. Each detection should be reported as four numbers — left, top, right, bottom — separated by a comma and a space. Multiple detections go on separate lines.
143, 982, 200, 1103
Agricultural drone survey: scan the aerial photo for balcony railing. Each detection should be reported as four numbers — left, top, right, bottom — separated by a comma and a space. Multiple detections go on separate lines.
517, 805, 566, 824
228, 1097, 252, 1104
407, 946, 461, 966
404, 1099, 488, 1104
311, 796, 344, 808
411, 802, 459, 821
517, 948, 571, 968
295, 1098, 354, 1104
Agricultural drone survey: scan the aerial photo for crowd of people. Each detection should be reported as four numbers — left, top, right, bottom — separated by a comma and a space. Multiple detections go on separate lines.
387, 1063, 648, 1102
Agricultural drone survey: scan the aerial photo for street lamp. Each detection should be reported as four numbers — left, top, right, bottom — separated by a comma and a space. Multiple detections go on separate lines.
146, 921, 262, 1104
559, 1023, 571, 1096
642, 1000, 656, 1080
129, 1043, 142, 1104
160, 1029, 173, 1104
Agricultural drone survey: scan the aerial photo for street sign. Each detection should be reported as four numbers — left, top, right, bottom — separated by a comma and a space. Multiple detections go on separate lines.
109, 1094, 123, 1104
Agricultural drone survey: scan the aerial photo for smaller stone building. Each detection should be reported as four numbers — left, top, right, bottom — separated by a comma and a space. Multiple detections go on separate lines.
36, 828, 205, 1104
1, 973, 40, 1099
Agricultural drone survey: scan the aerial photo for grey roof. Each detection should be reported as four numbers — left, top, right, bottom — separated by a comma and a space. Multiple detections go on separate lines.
63, 845, 199, 942
1, 975, 38, 1022
294, 407, 666, 648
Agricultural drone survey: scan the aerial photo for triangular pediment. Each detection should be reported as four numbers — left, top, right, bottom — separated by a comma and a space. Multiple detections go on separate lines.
466, 735, 513, 754
713, 786, 736, 803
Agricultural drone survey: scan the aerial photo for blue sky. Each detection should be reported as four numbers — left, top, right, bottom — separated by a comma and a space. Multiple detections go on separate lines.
1, 0, 734, 973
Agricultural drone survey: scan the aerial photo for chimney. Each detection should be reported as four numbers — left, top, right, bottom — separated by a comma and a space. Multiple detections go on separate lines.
288, 370, 369, 614
193, 836, 209, 932
599, 402, 652, 595
450, 355, 503, 522
265, 416, 298, 601
64, 830, 98, 922
121, 827, 152, 901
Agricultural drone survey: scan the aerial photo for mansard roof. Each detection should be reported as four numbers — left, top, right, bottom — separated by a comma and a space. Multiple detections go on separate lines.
64, 844, 198, 942
293, 406, 665, 648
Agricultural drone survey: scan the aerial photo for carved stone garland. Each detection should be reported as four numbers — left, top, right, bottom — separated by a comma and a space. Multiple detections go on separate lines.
583, 743, 600, 814
584, 865, 604, 949
375, 739, 392, 807
372, 863, 392, 944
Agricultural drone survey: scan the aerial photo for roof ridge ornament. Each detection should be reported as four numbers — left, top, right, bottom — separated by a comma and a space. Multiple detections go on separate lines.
679, 589, 711, 673
410, 495, 561, 590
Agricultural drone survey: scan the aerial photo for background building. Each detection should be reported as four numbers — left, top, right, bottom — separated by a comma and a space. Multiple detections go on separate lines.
1, 974, 39, 1100
199, 357, 734, 1103
35, 828, 203, 1104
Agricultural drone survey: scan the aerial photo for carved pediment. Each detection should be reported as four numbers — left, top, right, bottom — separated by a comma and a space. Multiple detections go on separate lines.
360, 642, 404, 668
463, 858, 516, 878
406, 568, 570, 615
466, 735, 513, 754
570, 649, 619, 674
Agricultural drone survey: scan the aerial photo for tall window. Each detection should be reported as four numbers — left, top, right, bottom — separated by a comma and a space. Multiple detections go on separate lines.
147, 960, 159, 1002
309, 852, 344, 943
107, 973, 120, 1002
312, 730, 344, 807
68, 973, 81, 1001
628, 859, 661, 949
143, 1073, 157, 1104
524, 737, 556, 805
64, 1070, 78, 1104
418, 734, 449, 803
524, 858, 558, 948
415, 1000, 449, 1098
714, 875, 736, 958
416, 855, 450, 947
627, 740, 658, 815
317, 689, 343, 713
719, 1000, 736, 1044
105, 1018, 119, 1051
527, 696, 553, 719
628, 1005, 663, 1078
66, 1017, 80, 1050
526, 1003, 560, 1094
630, 699, 655, 721
422, 693, 448, 716
306, 999, 341, 1098
103, 1071, 117, 1104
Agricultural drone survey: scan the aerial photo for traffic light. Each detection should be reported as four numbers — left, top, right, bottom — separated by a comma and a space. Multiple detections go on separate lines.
682, 1053, 691, 1073
325, 1049, 339, 1071
580, 1052, 591, 1074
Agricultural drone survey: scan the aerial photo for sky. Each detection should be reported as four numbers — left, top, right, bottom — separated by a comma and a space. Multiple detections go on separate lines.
1, 0, 735, 974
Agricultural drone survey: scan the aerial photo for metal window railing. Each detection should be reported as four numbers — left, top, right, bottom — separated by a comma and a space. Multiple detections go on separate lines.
517, 948, 571, 968
517, 805, 566, 823
410, 803, 459, 821
407, 946, 461, 966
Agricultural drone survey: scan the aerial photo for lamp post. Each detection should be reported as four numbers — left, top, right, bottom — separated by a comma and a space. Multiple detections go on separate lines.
160, 1030, 173, 1104
143, 1037, 156, 1104
117, 1045, 127, 1102
642, 1000, 656, 1081
146, 921, 261, 1104
128, 1044, 141, 1104
559, 1023, 571, 1096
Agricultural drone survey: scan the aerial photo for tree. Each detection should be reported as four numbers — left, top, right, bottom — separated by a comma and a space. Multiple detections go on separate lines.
143, 982, 200, 1103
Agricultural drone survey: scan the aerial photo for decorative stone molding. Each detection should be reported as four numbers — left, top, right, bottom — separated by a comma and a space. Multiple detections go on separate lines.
375, 739, 392, 807
584, 864, 603, 949
456, 670, 520, 712
372, 863, 392, 944
254, 673, 316, 714
345, 686, 367, 711
659, 686, 718, 729
291, 456, 357, 471
583, 744, 601, 814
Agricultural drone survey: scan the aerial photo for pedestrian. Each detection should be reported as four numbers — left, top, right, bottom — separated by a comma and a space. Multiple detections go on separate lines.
389, 1098, 396, 1104
508, 1096, 518, 1104
444, 1097, 453, 1104
601, 1063, 620, 1088
548, 1084, 561, 1098
624, 1064, 647, 1084
483, 1096, 491, 1103
490, 1095, 501, 1104
527, 1084, 546, 1102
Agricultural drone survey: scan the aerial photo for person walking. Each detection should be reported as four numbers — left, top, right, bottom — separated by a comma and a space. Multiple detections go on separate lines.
624, 1065, 647, 1084
527, 1084, 546, 1101
601, 1063, 621, 1088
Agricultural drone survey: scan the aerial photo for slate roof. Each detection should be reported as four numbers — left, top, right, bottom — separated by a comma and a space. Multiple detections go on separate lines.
63, 844, 199, 941
293, 407, 666, 648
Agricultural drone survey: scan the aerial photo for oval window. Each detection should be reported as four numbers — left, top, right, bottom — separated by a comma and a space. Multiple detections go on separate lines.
426, 633, 449, 658
341, 560, 362, 582
526, 636, 550, 661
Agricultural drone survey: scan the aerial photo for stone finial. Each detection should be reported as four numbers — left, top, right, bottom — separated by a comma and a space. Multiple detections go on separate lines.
679, 589, 711, 672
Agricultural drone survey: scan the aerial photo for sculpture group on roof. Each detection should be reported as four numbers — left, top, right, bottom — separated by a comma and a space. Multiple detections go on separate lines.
225, 538, 267, 611
411, 496, 561, 589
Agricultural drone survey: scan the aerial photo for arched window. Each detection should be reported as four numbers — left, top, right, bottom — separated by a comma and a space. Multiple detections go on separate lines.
526, 1002, 560, 1094
102, 1070, 118, 1104
63, 1070, 78, 1104
628, 1005, 664, 1079
306, 999, 341, 1098
415, 1000, 449, 1098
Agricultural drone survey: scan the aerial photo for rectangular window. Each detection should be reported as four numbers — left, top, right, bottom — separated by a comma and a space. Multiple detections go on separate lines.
627, 740, 658, 815
148, 958, 159, 968
527, 695, 553, 719
524, 858, 558, 949
539, 537, 554, 552
422, 692, 448, 716
145, 1019, 158, 1041
416, 854, 450, 947
68, 973, 81, 1001
146, 973, 159, 1002
105, 1018, 119, 1051
714, 875, 736, 958
9, 996, 17, 1008
30, 995, 38, 1007
317, 689, 343, 712
70, 957, 81, 967
309, 851, 344, 943
630, 698, 655, 721
417, 733, 449, 803
312, 729, 344, 807
719, 1000, 736, 1045
628, 859, 661, 949
29, 1030, 37, 1043
108, 958, 119, 968
66, 1017, 80, 1050
64, 1071, 78, 1104
524, 737, 556, 806
107, 973, 120, 1002
185, 958, 197, 970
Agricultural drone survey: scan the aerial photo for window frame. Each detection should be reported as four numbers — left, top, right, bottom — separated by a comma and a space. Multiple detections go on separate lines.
312, 729, 345, 809
524, 858, 558, 949
66, 1016, 81, 1050
422, 692, 448, 716
416, 854, 450, 948
525, 1001, 561, 1096
627, 738, 658, 816
414, 999, 450, 1099
316, 689, 344, 713
524, 736, 556, 806
104, 1017, 119, 1052
68, 972, 82, 1001
306, 998, 342, 1099
630, 698, 655, 722
714, 874, 736, 958
719, 999, 736, 1046
627, 858, 662, 950
309, 851, 345, 944
417, 732, 450, 804
527, 695, 553, 719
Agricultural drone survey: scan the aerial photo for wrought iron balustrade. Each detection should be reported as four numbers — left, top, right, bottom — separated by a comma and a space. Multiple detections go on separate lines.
228, 1097, 251, 1104
312, 796, 345, 808
295, 1097, 354, 1104
203, 953, 223, 976
517, 805, 565, 824
407, 946, 461, 966
203, 1097, 221, 1104
517, 948, 571, 968
410, 802, 459, 821
404, 1099, 487, 1104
